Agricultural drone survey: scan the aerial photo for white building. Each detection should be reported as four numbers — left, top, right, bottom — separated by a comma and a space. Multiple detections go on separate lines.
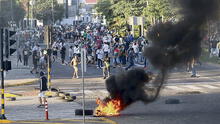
57, 0, 98, 25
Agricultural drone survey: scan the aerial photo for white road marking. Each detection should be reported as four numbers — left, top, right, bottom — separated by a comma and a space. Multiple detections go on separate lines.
200, 85, 219, 89
99, 90, 108, 94
165, 86, 185, 91
182, 85, 202, 90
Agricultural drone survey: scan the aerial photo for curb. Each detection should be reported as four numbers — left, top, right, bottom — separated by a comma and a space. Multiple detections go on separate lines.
206, 62, 220, 67
5, 79, 38, 87
0, 120, 13, 123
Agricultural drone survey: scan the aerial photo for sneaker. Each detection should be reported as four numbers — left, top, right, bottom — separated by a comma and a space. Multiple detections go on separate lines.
76, 77, 79, 79
191, 74, 200, 78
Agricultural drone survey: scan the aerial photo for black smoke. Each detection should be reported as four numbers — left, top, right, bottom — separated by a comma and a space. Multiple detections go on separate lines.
142, 0, 220, 102
144, 0, 220, 70
103, 0, 220, 109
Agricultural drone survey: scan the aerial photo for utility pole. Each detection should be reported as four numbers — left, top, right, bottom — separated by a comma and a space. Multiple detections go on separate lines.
65, 0, 68, 18
10, 0, 14, 28
44, 26, 52, 89
27, 0, 30, 29
0, 0, 7, 120
0, 28, 6, 120
52, 0, 54, 24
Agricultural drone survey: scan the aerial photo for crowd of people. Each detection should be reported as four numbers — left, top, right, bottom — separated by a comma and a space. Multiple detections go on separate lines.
16, 22, 207, 79
49, 23, 149, 79
210, 39, 220, 58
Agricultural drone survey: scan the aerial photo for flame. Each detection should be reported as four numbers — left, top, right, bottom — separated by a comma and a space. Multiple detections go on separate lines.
94, 98, 125, 116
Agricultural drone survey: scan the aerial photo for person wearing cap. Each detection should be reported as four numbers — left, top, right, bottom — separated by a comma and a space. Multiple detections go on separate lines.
38, 71, 48, 108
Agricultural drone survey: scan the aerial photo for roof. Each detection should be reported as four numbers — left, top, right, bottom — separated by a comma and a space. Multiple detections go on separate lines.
85, 0, 97, 4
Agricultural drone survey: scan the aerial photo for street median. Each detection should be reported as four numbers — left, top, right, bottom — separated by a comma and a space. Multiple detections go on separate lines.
5, 78, 38, 87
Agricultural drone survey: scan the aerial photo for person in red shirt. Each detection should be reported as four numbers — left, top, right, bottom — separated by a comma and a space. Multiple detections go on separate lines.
113, 45, 120, 68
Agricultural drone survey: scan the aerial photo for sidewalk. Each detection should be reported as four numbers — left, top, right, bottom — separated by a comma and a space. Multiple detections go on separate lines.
4, 54, 38, 87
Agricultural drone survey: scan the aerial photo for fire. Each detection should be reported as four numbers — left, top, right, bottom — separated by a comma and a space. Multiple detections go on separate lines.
94, 98, 125, 116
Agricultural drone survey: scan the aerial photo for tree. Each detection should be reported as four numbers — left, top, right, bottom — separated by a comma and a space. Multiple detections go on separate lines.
95, 0, 148, 32
95, 0, 113, 23
33, 0, 64, 25
95, 0, 175, 34
143, 0, 175, 25
0, 0, 25, 27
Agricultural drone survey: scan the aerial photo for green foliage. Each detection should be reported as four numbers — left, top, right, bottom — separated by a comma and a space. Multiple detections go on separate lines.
0, 0, 25, 27
95, 0, 175, 33
96, 0, 147, 34
34, 0, 64, 25
143, 0, 174, 24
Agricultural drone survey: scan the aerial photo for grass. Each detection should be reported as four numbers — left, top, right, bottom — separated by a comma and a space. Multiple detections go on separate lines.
200, 48, 220, 64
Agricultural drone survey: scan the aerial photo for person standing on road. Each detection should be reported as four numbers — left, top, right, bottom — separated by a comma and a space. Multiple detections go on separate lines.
60, 45, 66, 65
17, 47, 22, 64
69, 46, 74, 62
38, 71, 48, 108
30, 50, 39, 74
74, 44, 80, 57
71, 55, 80, 79
189, 58, 200, 78
52, 41, 59, 62
217, 41, 220, 58
96, 47, 104, 69
23, 47, 29, 66
103, 42, 110, 56
125, 48, 135, 70
103, 54, 110, 79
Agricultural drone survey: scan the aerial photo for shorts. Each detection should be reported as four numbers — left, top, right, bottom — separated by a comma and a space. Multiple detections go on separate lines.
73, 66, 78, 72
38, 91, 46, 98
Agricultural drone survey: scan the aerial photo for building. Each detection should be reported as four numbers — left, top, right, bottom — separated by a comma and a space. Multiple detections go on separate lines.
79, 0, 97, 22
57, 0, 98, 25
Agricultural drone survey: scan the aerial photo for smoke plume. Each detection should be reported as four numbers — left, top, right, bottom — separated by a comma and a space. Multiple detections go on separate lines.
105, 68, 161, 106
144, 0, 220, 70
103, 0, 220, 109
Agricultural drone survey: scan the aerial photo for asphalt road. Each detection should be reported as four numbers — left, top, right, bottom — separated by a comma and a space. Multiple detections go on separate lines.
6, 54, 220, 124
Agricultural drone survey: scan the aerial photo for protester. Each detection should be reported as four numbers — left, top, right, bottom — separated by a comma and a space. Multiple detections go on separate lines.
30, 50, 39, 74
96, 47, 104, 69
103, 54, 110, 79
125, 48, 135, 70
23, 47, 30, 66
71, 55, 80, 79
69, 46, 74, 62
60, 44, 66, 65
17, 46, 22, 64
217, 41, 220, 58
38, 71, 48, 108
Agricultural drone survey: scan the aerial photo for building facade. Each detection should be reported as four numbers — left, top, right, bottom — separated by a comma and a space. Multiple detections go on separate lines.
57, 0, 98, 24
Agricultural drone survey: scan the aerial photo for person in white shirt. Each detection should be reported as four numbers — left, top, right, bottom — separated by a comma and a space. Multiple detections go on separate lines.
132, 42, 139, 63
32, 44, 41, 52
73, 45, 80, 57
102, 43, 110, 56
96, 47, 104, 69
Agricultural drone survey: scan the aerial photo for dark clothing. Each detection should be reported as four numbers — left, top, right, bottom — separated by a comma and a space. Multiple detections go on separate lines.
23, 49, 29, 66
126, 50, 135, 70
60, 46, 66, 64
40, 76, 48, 92
23, 55, 28, 66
